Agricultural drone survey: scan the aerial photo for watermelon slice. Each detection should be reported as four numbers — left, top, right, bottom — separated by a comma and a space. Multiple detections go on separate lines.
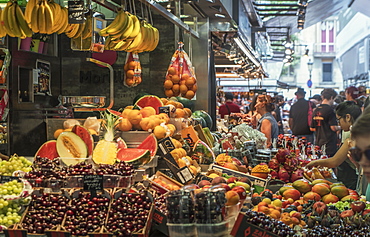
116, 137, 128, 150
117, 148, 151, 168
137, 134, 157, 158
35, 140, 59, 160
72, 125, 94, 156
134, 95, 164, 114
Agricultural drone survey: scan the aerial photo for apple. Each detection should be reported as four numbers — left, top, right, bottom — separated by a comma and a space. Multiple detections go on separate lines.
350, 201, 366, 213
227, 177, 239, 184
340, 209, 354, 218
218, 183, 231, 192
362, 209, 370, 216
312, 202, 328, 216
232, 186, 247, 200
198, 180, 211, 188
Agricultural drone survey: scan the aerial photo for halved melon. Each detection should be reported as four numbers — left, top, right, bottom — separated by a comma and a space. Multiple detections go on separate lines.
134, 95, 164, 114
117, 148, 151, 168
56, 131, 88, 166
137, 134, 157, 158
35, 140, 59, 160
72, 125, 94, 156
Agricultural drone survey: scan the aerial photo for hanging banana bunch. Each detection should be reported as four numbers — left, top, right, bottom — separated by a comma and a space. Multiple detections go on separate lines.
99, 9, 159, 52
0, 7, 7, 38
1, 1, 33, 38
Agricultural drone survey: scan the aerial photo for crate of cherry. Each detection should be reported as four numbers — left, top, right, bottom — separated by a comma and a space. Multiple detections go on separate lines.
14, 189, 72, 235
105, 189, 154, 237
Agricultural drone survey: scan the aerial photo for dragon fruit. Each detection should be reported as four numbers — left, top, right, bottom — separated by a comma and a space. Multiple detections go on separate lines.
276, 148, 290, 163
270, 170, 278, 179
268, 158, 280, 170
278, 166, 290, 182
290, 168, 304, 182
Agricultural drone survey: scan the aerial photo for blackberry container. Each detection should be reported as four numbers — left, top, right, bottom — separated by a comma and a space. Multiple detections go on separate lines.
166, 188, 195, 224
194, 186, 227, 224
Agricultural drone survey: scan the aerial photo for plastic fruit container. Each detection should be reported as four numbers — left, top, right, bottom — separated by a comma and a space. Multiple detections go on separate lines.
196, 221, 228, 237
194, 186, 227, 224
167, 223, 197, 237
166, 189, 195, 224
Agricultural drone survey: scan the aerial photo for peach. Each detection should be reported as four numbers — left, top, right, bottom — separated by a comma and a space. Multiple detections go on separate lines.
311, 183, 331, 197
225, 190, 240, 206
322, 193, 339, 204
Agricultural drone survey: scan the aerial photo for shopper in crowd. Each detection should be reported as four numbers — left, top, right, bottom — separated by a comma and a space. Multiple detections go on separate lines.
310, 88, 340, 157
309, 94, 322, 106
289, 88, 316, 143
218, 92, 241, 119
254, 94, 279, 148
273, 95, 284, 135
345, 86, 363, 107
306, 101, 362, 189
349, 105, 370, 201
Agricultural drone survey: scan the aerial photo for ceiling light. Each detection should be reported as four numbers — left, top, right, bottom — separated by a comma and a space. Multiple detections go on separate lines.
215, 14, 226, 18
234, 37, 260, 67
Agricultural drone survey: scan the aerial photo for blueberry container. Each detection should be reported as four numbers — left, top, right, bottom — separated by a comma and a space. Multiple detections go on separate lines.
166, 189, 195, 224
194, 186, 227, 224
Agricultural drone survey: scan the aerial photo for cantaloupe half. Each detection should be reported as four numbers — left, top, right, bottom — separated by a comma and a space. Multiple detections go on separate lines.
56, 131, 88, 166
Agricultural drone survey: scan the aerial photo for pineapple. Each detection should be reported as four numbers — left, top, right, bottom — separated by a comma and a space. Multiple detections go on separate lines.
92, 110, 119, 165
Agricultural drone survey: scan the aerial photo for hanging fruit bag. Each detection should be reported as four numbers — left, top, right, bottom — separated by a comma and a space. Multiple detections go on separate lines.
123, 52, 142, 87
163, 42, 197, 99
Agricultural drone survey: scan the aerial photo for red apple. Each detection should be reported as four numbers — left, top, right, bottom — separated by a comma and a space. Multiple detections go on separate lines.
362, 209, 370, 216
227, 177, 239, 184
231, 186, 247, 200
351, 201, 366, 213
218, 183, 231, 192
340, 209, 354, 218
312, 202, 328, 216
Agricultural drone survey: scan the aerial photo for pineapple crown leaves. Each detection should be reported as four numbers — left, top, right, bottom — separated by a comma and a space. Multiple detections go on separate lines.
100, 110, 120, 141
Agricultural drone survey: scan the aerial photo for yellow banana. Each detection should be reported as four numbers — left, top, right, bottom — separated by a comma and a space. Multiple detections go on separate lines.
72, 22, 85, 39
125, 25, 143, 52
104, 36, 112, 50
8, 2, 24, 38
43, 0, 54, 34
57, 7, 69, 34
65, 24, 79, 38
25, 0, 37, 26
49, 1, 61, 33
37, 0, 46, 34
109, 12, 130, 39
105, 10, 126, 36
145, 24, 157, 52
0, 7, 6, 38
136, 23, 149, 53
14, 3, 33, 37
151, 26, 160, 51
30, 1, 39, 33
120, 12, 134, 40
118, 39, 133, 51
142, 23, 154, 52
81, 15, 92, 39
99, 10, 123, 36
127, 14, 140, 39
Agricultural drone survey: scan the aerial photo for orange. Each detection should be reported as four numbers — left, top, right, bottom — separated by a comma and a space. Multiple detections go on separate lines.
140, 107, 156, 118
158, 113, 170, 124
171, 75, 180, 84
179, 79, 186, 85
121, 108, 132, 118
125, 78, 134, 86
175, 108, 185, 118
175, 101, 184, 109
185, 90, 195, 99
153, 125, 167, 139
54, 129, 64, 139
124, 63, 129, 71
168, 67, 178, 75
172, 84, 180, 93
185, 77, 196, 88
181, 73, 190, 81
164, 89, 174, 98
191, 84, 197, 93
118, 118, 132, 131
135, 76, 142, 84
160, 98, 168, 105
126, 70, 134, 78
128, 61, 137, 70
164, 80, 173, 89
179, 84, 188, 95
127, 109, 142, 125
183, 108, 192, 117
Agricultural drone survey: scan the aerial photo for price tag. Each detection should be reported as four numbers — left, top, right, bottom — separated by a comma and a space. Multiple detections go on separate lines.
152, 209, 169, 236
68, 0, 85, 24
176, 166, 193, 184
157, 137, 176, 156
0, 176, 20, 183
159, 106, 170, 117
83, 175, 103, 195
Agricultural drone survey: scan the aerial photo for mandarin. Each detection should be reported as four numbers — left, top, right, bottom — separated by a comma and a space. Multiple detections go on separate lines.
164, 80, 173, 89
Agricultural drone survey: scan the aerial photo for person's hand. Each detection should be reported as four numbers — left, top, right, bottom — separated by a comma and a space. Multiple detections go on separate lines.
306, 160, 318, 169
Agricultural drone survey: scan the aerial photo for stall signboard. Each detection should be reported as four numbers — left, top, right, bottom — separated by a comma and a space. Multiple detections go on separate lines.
231, 213, 279, 237
152, 209, 169, 236
181, 125, 199, 149
67, 0, 85, 24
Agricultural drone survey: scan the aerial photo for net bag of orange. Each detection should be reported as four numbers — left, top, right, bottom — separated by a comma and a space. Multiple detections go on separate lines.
163, 42, 197, 99
123, 52, 142, 87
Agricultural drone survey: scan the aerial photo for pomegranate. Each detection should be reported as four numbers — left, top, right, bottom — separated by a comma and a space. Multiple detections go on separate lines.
278, 166, 290, 182
268, 158, 280, 170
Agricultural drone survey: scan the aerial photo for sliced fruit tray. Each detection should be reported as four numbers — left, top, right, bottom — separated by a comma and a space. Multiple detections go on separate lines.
150, 171, 183, 194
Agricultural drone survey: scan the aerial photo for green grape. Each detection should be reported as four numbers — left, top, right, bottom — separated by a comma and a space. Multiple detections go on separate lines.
0, 154, 33, 176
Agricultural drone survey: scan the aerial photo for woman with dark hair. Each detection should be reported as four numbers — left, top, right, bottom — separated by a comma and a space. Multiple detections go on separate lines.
350, 105, 370, 200
254, 94, 279, 148
345, 86, 363, 107
307, 101, 362, 189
